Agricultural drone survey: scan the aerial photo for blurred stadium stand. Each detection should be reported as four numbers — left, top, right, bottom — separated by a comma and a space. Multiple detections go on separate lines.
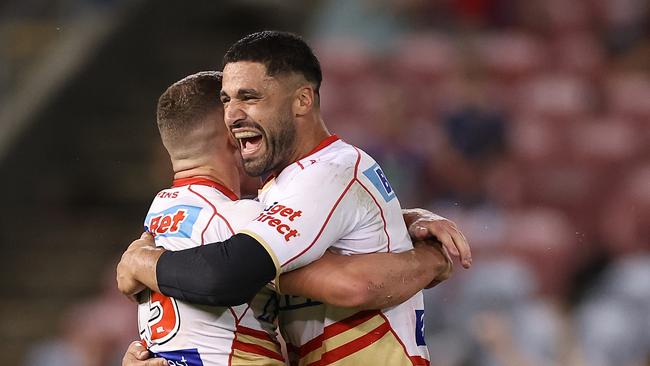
0, 0, 648, 365
0, 1, 308, 364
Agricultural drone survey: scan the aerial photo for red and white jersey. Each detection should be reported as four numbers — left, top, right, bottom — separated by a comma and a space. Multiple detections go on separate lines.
138, 177, 284, 366
240, 136, 430, 366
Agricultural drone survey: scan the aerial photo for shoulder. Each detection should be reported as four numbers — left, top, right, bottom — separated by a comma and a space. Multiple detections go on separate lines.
228, 199, 265, 218
217, 199, 265, 231
146, 185, 236, 223
314, 140, 362, 168
147, 187, 194, 211
285, 141, 362, 187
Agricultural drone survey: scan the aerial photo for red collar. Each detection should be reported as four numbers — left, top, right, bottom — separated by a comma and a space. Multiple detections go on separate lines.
300, 135, 339, 160
262, 135, 340, 186
172, 177, 239, 201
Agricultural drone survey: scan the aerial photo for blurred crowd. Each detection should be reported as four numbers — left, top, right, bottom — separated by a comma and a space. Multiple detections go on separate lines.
24, 263, 136, 366
0, 0, 125, 102
311, 0, 650, 365
16, 0, 649, 365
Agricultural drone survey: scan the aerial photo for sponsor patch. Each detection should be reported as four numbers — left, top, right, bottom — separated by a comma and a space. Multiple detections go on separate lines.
363, 163, 396, 202
145, 205, 201, 238
153, 348, 204, 366
253, 201, 301, 242
415, 309, 426, 346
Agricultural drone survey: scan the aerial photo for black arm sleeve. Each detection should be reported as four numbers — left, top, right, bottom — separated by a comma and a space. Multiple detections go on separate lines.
156, 233, 276, 306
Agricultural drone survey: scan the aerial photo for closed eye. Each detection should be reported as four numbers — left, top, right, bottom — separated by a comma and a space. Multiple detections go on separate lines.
219, 90, 230, 104
241, 95, 260, 101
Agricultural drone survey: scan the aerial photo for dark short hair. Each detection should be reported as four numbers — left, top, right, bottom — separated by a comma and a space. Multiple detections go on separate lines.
157, 71, 223, 139
223, 31, 322, 93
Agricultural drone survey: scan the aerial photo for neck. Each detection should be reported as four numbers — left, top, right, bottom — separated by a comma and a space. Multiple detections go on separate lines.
173, 164, 240, 197
273, 115, 330, 175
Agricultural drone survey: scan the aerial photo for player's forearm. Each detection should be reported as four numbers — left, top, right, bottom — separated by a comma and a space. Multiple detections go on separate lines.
351, 252, 428, 309
280, 246, 449, 310
352, 244, 450, 309
156, 233, 277, 306
279, 251, 364, 307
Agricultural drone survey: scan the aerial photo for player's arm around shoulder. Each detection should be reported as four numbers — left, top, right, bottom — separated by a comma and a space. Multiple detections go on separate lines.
278, 240, 452, 309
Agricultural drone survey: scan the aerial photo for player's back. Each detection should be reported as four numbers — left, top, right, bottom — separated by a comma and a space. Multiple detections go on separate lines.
139, 177, 284, 366
246, 137, 429, 365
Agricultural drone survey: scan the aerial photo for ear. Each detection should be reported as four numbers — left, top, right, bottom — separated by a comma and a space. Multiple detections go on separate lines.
293, 85, 315, 117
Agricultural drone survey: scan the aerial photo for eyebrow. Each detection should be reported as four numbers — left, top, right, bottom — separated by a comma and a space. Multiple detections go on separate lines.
236, 88, 261, 98
220, 88, 262, 99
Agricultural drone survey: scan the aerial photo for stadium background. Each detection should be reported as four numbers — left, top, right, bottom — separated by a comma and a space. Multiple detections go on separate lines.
0, 0, 648, 365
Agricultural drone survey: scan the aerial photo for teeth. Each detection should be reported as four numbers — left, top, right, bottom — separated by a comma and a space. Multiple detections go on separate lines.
234, 131, 261, 139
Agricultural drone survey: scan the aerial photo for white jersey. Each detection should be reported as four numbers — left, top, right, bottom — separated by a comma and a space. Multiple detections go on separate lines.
240, 136, 430, 366
138, 177, 284, 366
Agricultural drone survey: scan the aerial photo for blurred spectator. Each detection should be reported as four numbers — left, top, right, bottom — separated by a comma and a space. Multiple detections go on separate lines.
577, 291, 649, 366
423, 258, 568, 366
443, 104, 506, 161
600, 165, 650, 257
6, 0, 650, 364
307, 1, 650, 364
587, 257, 650, 364
594, 0, 649, 54
24, 263, 136, 366
310, 0, 409, 51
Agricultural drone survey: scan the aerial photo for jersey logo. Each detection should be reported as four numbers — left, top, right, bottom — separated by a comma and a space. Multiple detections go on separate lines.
254, 201, 301, 242
157, 190, 179, 199
145, 205, 201, 238
153, 348, 204, 366
363, 163, 396, 202
415, 309, 426, 346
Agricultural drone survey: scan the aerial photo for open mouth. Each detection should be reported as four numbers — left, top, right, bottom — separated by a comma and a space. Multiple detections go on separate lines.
233, 130, 264, 157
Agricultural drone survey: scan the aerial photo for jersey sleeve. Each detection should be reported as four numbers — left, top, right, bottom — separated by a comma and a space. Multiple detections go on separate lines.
239, 160, 361, 273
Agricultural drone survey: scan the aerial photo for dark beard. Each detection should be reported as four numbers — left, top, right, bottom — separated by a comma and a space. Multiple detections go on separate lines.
242, 114, 296, 177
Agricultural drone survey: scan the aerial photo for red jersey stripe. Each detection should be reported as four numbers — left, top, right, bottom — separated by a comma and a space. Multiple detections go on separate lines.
297, 310, 380, 358
299, 135, 339, 160
232, 339, 284, 361
236, 325, 280, 345
378, 312, 427, 366
311, 322, 391, 366
410, 356, 431, 366
187, 185, 235, 236
281, 148, 362, 268
322, 310, 381, 339
172, 177, 239, 201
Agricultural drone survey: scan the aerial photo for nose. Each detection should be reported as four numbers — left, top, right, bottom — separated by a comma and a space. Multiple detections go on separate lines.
224, 102, 247, 126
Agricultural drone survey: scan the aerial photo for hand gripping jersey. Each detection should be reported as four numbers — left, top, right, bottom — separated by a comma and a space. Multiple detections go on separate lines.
139, 178, 284, 366
240, 136, 430, 366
